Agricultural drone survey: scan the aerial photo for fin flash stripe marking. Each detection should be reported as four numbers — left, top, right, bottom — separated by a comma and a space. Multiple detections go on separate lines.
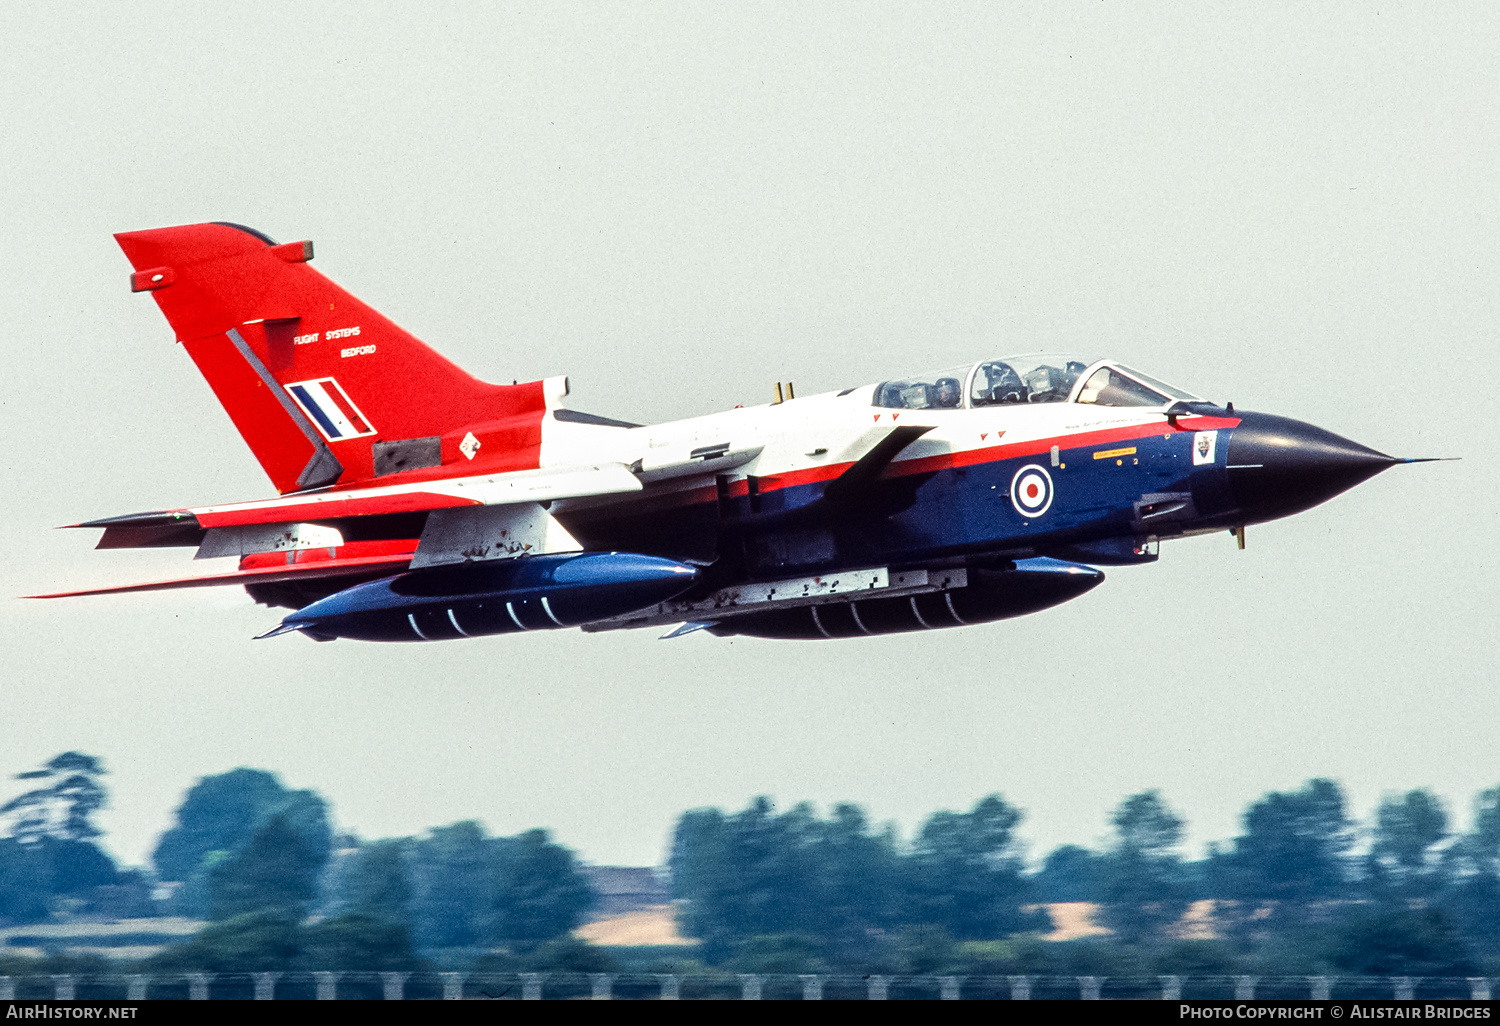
286, 377, 376, 441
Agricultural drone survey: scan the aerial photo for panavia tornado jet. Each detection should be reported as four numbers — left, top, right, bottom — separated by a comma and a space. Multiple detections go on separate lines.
38, 222, 1435, 642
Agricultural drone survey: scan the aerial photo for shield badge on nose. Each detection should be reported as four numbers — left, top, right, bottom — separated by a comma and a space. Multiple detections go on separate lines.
1193, 430, 1218, 466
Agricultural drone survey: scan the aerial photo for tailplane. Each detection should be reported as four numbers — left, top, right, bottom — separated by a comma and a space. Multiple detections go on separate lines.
116, 222, 551, 493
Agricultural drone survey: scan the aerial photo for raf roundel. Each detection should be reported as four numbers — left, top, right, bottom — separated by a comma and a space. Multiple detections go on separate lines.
1010, 464, 1054, 518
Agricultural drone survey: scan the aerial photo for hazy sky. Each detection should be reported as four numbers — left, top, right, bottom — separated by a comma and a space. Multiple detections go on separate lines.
1, 3, 1495, 871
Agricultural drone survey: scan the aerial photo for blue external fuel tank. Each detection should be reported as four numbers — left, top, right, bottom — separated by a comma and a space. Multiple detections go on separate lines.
273, 551, 699, 642
706, 558, 1104, 640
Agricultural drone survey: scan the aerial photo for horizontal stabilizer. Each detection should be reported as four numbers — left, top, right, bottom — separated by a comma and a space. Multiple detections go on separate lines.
67, 510, 206, 549
73, 510, 199, 530
27, 550, 413, 599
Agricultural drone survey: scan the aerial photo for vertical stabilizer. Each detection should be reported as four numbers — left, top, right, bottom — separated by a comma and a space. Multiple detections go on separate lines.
115, 222, 547, 493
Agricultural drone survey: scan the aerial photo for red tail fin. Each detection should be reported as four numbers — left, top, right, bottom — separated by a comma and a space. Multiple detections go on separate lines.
115, 222, 547, 494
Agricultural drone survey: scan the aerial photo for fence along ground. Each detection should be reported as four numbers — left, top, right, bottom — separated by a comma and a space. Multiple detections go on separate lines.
0, 973, 1493, 999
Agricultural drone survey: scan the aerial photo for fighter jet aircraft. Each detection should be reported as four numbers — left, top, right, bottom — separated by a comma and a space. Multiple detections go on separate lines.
36, 222, 1433, 642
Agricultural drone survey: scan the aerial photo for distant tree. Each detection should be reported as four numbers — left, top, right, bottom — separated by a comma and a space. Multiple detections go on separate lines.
0, 839, 51, 923
408, 822, 494, 949
340, 838, 413, 925
207, 811, 330, 921
490, 828, 594, 949
171, 851, 232, 921
1441, 786, 1500, 952
154, 769, 331, 918
1112, 791, 1183, 856
669, 806, 734, 954
1471, 786, 1500, 879
669, 798, 823, 957
672, 795, 1041, 958
1209, 778, 1353, 921
41, 837, 119, 895
341, 822, 595, 954
0, 754, 119, 921
1038, 844, 1106, 903
2, 753, 107, 843
152, 769, 294, 881
672, 798, 901, 959
1097, 791, 1190, 943
906, 794, 1041, 939
735, 799, 821, 937
809, 803, 902, 949
1367, 789, 1449, 902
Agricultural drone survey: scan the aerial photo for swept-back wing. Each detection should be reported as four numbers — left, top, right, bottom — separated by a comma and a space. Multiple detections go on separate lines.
43, 463, 645, 600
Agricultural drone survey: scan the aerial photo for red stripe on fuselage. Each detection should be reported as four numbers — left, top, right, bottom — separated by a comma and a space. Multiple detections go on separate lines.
892, 414, 1241, 479
745, 415, 1241, 495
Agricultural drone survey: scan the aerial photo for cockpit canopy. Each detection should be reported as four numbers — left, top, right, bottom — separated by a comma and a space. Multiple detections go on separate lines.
872, 356, 1204, 411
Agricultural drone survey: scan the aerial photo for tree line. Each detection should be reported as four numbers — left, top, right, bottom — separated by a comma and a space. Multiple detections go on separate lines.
1, 756, 594, 971
669, 782, 1500, 976
3, 753, 1499, 976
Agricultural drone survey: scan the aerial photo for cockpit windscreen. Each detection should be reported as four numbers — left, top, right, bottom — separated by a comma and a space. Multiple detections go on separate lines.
1075, 364, 1204, 408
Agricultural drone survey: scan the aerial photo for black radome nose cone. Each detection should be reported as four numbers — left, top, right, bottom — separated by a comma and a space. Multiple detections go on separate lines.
1227, 412, 1397, 523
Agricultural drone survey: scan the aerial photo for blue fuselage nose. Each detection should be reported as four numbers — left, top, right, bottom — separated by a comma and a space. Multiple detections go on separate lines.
1217, 411, 1396, 524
